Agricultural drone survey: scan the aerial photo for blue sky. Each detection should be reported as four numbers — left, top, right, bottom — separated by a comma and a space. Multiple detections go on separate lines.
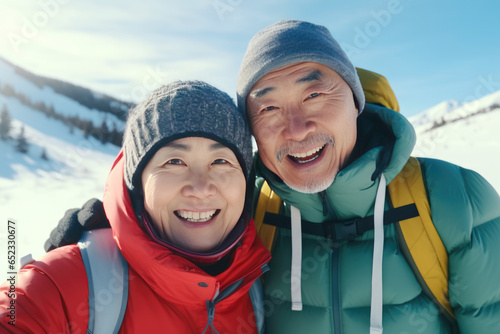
1, 0, 499, 117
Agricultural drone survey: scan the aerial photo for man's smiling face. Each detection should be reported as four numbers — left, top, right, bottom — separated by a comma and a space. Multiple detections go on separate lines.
246, 62, 359, 193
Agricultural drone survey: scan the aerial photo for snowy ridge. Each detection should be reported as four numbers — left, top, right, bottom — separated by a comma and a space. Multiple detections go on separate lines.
441, 89, 500, 123
410, 90, 500, 197
0, 58, 122, 259
0, 58, 128, 130
408, 100, 461, 130
410, 90, 500, 134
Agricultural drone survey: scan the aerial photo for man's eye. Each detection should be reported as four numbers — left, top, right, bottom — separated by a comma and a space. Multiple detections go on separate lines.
308, 92, 320, 99
262, 106, 276, 112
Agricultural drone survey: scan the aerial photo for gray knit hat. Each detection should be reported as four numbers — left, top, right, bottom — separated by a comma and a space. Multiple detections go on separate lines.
237, 20, 365, 115
123, 80, 253, 197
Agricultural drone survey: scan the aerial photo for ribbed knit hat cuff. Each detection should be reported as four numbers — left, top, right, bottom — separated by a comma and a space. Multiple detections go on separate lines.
238, 54, 362, 111
122, 80, 253, 197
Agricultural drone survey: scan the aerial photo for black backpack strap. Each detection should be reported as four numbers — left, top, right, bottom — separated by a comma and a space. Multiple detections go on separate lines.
262, 203, 418, 242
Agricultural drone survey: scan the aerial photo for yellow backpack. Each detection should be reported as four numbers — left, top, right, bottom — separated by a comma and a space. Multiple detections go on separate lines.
253, 68, 456, 323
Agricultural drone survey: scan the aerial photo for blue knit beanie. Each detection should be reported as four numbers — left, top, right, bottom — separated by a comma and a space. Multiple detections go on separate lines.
123, 80, 253, 197
237, 20, 365, 115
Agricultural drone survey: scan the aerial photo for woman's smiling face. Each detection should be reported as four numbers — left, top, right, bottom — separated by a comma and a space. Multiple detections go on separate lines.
141, 137, 246, 253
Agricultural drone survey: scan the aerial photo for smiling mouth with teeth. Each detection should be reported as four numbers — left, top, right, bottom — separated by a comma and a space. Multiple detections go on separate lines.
288, 144, 326, 164
175, 209, 220, 223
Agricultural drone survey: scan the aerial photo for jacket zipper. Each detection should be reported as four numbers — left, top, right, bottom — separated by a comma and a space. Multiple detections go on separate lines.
202, 264, 270, 334
204, 300, 220, 334
319, 191, 330, 216
319, 191, 343, 333
331, 246, 342, 333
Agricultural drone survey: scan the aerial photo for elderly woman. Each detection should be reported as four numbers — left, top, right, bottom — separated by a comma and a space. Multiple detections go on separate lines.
0, 81, 271, 333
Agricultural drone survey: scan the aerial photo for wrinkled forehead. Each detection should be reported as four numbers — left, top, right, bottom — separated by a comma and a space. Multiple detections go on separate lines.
247, 62, 345, 102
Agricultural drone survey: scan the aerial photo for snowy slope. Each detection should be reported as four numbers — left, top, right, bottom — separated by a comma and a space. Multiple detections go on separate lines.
0, 123, 117, 261
0, 59, 122, 260
0, 58, 127, 130
408, 100, 461, 130
411, 90, 500, 193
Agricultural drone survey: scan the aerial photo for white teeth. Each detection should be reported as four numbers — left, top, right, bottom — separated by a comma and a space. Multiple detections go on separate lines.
177, 210, 217, 222
289, 146, 323, 158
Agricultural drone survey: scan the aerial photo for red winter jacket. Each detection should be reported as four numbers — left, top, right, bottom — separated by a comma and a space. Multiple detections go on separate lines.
0, 152, 271, 333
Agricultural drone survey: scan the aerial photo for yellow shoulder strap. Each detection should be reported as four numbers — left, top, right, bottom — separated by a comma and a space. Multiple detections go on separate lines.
388, 157, 455, 320
254, 181, 281, 251
356, 67, 400, 112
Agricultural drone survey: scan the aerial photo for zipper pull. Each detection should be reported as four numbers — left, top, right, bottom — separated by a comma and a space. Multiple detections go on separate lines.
202, 300, 220, 334
207, 300, 215, 323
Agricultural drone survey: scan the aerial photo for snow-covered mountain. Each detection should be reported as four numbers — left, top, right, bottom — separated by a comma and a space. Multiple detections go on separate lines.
410, 89, 500, 193
1, 57, 499, 261
408, 100, 461, 130
0, 57, 131, 260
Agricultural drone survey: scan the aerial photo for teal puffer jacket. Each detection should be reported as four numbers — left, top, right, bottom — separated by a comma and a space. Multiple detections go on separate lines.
255, 104, 500, 333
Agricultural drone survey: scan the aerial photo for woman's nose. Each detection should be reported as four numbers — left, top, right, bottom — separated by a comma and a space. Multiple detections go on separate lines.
181, 172, 217, 198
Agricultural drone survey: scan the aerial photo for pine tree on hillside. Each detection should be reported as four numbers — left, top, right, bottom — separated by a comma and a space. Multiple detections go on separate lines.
0, 84, 15, 97
82, 120, 93, 139
99, 119, 109, 144
0, 105, 12, 140
15, 126, 29, 154
109, 122, 123, 146
46, 105, 56, 118
41, 148, 49, 160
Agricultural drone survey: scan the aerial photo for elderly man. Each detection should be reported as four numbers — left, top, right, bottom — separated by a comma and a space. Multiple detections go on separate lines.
44, 20, 500, 333
236, 20, 500, 333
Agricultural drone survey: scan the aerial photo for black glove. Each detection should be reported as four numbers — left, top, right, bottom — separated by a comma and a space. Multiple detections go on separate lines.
44, 198, 110, 252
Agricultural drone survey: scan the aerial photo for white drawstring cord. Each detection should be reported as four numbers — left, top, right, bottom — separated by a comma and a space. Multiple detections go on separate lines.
370, 174, 386, 334
289, 174, 386, 325
290, 205, 303, 311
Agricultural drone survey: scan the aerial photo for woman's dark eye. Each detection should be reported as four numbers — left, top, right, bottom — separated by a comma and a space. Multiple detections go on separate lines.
166, 159, 183, 165
213, 159, 228, 165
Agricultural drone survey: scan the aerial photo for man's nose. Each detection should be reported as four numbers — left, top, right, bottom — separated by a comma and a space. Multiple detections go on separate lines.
282, 105, 316, 141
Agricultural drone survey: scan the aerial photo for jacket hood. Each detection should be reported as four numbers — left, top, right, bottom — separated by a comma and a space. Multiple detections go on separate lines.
256, 104, 416, 222
103, 151, 271, 306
